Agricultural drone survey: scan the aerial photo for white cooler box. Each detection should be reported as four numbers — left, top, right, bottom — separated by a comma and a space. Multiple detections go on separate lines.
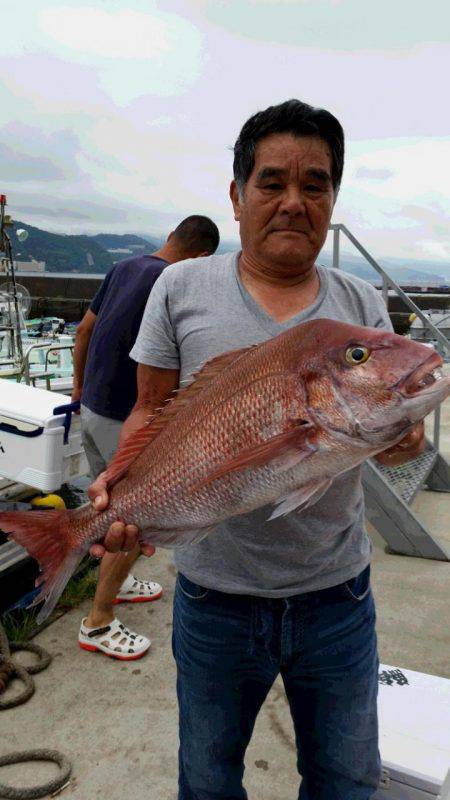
0, 381, 88, 491
375, 664, 450, 799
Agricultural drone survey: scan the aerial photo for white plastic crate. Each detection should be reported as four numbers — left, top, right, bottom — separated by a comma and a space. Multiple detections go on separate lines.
376, 664, 450, 799
0, 381, 88, 491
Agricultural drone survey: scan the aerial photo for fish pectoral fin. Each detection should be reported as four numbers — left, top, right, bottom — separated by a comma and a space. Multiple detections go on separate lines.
268, 478, 332, 520
189, 422, 316, 493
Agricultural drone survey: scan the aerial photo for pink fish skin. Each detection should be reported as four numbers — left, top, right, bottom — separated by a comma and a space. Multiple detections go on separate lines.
1, 318, 449, 622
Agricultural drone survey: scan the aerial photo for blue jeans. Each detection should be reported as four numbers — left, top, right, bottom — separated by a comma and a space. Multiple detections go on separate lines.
172, 565, 380, 800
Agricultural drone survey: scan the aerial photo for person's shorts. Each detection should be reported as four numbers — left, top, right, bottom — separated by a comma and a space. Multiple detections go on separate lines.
80, 405, 123, 479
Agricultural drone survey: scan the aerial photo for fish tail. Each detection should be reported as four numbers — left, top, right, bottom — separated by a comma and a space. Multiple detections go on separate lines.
0, 510, 85, 623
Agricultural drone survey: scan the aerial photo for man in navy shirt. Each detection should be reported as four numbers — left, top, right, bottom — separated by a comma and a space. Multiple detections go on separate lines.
72, 215, 219, 659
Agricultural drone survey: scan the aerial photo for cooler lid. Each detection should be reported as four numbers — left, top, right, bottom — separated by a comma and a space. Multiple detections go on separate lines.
0, 381, 71, 426
378, 664, 450, 794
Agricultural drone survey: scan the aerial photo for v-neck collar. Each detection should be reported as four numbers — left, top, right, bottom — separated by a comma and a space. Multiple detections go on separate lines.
232, 252, 329, 336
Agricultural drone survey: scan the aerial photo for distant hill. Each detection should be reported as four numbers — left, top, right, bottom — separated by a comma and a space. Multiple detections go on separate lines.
10, 221, 114, 274
7, 220, 449, 284
89, 233, 158, 251
318, 251, 448, 286
9, 222, 158, 274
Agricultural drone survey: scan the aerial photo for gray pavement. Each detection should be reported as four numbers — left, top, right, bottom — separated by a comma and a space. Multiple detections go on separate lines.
2, 396, 450, 800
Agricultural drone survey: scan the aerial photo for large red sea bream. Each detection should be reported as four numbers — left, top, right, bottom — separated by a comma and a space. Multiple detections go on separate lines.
1, 319, 449, 622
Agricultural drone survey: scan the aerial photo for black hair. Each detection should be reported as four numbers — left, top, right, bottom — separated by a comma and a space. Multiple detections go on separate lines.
233, 99, 344, 194
172, 215, 220, 255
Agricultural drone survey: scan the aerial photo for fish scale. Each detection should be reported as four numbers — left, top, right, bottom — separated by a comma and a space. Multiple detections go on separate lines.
0, 318, 449, 622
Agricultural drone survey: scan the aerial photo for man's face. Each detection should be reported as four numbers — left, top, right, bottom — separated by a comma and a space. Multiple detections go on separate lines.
230, 133, 335, 273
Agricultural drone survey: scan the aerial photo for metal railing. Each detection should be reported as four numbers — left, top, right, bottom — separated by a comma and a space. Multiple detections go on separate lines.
19, 342, 74, 390
330, 224, 450, 449
44, 343, 74, 373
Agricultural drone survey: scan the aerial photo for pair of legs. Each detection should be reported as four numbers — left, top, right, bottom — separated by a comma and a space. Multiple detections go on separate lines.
173, 566, 380, 799
79, 405, 161, 657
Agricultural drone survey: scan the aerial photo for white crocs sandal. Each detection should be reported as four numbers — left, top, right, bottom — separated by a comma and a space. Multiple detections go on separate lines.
78, 617, 151, 660
114, 574, 163, 605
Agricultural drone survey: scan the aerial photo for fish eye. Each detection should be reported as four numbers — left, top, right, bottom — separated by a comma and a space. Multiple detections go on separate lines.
345, 346, 370, 365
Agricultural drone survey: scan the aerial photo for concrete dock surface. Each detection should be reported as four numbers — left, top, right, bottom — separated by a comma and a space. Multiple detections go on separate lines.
2, 393, 450, 799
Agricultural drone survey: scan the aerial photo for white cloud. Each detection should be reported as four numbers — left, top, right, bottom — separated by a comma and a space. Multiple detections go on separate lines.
39, 7, 174, 60
182, 0, 450, 50
36, 5, 204, 102
332, 138, 450, 261
420, 241, 449, 260
354, 167, 394, 180
0, 0, 449, 269
346, 139, 450, 204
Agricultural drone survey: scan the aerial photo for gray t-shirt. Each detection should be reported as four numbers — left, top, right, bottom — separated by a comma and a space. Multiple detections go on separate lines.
130, 251, 393, 597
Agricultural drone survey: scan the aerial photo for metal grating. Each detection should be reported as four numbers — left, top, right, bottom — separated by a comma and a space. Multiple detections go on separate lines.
372, 445, 438, 505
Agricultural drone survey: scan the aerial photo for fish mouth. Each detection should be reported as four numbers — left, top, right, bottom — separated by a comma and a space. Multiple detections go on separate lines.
396, 350, 448, 398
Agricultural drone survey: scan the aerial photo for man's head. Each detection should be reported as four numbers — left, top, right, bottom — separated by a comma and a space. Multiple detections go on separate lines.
164, 215, 220, 262
230, 99, 344, 277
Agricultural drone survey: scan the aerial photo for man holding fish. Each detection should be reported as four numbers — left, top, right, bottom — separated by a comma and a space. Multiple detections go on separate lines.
3, 100, 444, 798
90, 99, 428, 798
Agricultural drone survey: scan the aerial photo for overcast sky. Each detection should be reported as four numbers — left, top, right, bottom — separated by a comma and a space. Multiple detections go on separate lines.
1, 0, 449, 267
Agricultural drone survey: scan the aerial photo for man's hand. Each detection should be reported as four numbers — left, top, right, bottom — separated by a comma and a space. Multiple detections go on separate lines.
88, 471, 155, 558
375, 420, 425, 467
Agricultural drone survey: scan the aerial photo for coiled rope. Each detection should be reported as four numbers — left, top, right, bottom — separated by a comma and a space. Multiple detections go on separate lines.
0, 622, 50, 710
0, 621, 73, 798
0, 751, 72, 800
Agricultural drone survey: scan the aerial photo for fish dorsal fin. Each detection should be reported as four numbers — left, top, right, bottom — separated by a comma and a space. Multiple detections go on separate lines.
103, 344, 257, 489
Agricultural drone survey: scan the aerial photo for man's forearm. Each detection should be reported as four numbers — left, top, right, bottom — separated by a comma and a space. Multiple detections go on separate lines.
117, 364, 180, 448
118, 402, 158, 448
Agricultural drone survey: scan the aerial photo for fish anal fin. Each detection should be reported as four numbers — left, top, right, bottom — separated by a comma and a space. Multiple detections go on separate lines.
103, 345, 258, 490
268, 478, 332, 520
102, 423, 160, 488
140, 524, 217, 549
190, 422, 316, 493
